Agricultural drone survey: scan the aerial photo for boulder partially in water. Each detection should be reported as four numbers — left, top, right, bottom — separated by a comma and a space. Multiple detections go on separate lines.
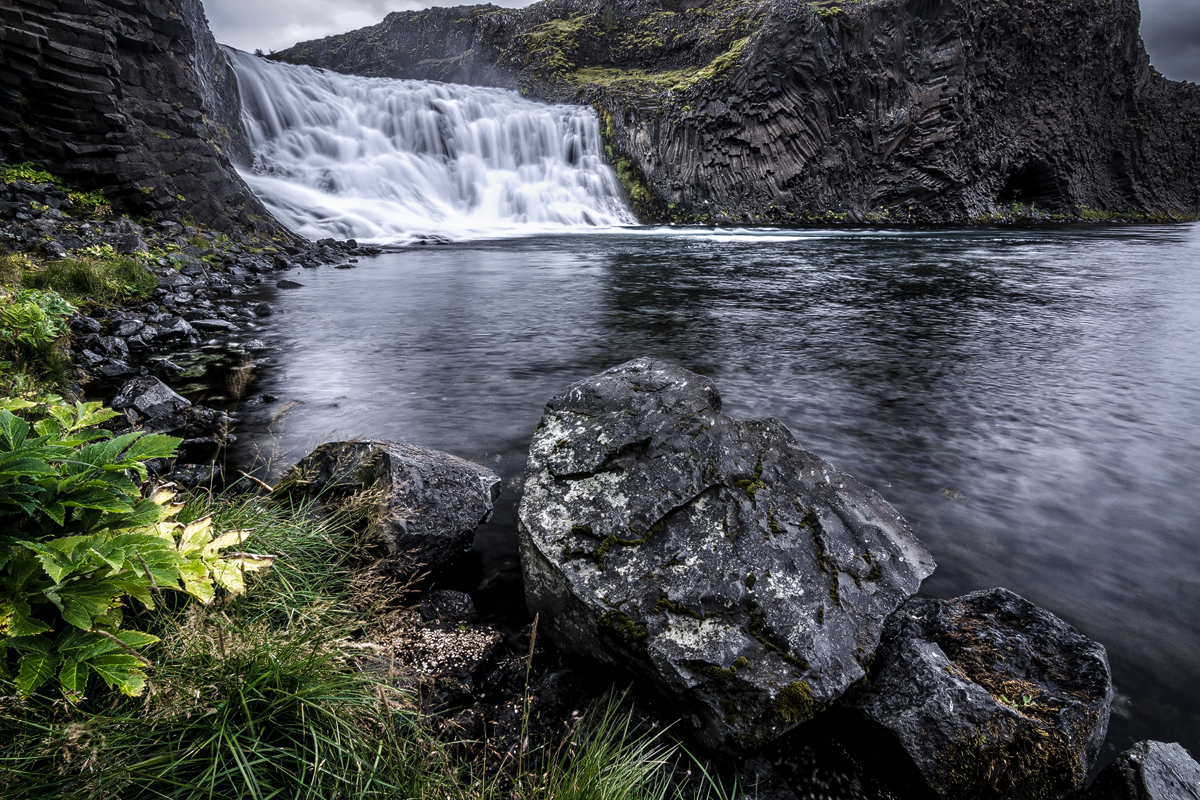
517, 357, 935, 751
1081, 740, 1200, 800
845, 588, 1113, 800
276, 440, 500, 571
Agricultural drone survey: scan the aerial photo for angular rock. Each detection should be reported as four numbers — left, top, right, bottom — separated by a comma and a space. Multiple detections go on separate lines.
1081, 740, 1200, 800
845, 588, 1113, 800
276, 279, 304, 289
517, 357, 935, 751
112, 375, 191, 421
190, 318, 237, 332
276, 439, 501, 571
420, 589, 478, 623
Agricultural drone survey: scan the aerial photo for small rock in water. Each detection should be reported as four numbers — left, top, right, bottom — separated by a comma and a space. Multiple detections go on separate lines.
1081, 740, 1200, 800
845, 587, 1113, 800
276, 279, 304, 289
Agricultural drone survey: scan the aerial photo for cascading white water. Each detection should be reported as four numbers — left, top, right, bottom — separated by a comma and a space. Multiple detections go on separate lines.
225, 48, 636, 244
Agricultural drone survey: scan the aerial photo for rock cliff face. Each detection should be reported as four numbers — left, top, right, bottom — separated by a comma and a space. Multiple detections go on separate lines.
0, 0, 269, 233
274, 0, 1200, 224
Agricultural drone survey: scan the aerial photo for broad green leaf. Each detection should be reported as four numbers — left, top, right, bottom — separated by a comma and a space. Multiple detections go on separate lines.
40, 501, 66, 526
59, 658, 89, 701
53, 580, 121, 631
0, 457, 58, 478
121, 434, 181, 463
0, 597, 52, 637
178, 515, 215, 555
203, 529, 252, 558
208, 559, 247, 596
60, 487, 133, 514
222, 553, 276, 573
178, 560, 214, 604
16, 649, 60, 695
87, 653, 147, 696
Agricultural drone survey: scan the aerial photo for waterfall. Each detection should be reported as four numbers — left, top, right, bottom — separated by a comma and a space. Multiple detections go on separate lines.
225, 48, 636, 244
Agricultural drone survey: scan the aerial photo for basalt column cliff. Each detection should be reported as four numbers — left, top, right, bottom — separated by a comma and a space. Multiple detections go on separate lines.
0, 0, 273, 233
275, 0, 1200, 224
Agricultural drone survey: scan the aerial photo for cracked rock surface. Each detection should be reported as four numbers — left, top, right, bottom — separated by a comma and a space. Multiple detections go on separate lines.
845, 588, 1113, 800
1081, 740, 1200, 800
517, 357, 935, 751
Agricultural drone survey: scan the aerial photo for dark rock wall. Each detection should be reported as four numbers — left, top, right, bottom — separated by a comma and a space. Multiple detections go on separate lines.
275, 0, 1200, 224
0, 0, 271, 233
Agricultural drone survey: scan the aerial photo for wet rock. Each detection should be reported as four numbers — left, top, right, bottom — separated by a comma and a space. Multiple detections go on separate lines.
190, 318, 237, 332
170, 463, 224, 489
77, 349, 105, 369
104, 218, 147, 254
70, 315, 103, 335
111, 375, 191, 421
517, 357, 936, 751
153, 316, 198, 342
1080, 740, 1200, 800
156, 271, 191, 290
97, 359, 137, 378
844, 588, 1112, 800
276, 279, 304, 289
420, 589, 478, 623
41, 240, 67, 258
113, 319, 144, 338
276, 439, 502, 571
82, 334, 129, 359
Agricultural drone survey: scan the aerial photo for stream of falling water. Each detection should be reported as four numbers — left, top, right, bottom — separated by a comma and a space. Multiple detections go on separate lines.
226, 48, 634, 244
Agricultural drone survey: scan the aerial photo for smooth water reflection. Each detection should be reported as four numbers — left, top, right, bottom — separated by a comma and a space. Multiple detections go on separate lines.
226, 224, 1200, 763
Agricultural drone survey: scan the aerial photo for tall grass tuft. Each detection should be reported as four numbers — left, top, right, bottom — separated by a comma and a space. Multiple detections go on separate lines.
21, 249, 156, 306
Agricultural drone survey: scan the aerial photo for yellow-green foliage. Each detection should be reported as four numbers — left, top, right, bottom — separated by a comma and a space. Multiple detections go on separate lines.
18, 246, 156, 307
0, 162, 111, 218
572, 35, 752, 92
0, 284, 74, 402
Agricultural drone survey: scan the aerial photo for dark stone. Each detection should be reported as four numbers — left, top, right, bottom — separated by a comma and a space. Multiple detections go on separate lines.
148, 358, 184, 379
1080, 740, 1200, 800
82, 334, 129, 359
518, 357, 935, 751
156, 271, 191, 290
276, 279, 304, 289
276, 439, 502, 571
97, 359, 136, 378
112, 319, 144, 338
252, 302, 273, 317
190, 318, 237, 332
70, 315, 102, 335
40, 240, 67, 258
111, 375, 191, 421
420, 589, 478, 623
170, 463, 224, 489
77, 349, 105, 369
845, 588, 1113, 800
153, 316, 197, 341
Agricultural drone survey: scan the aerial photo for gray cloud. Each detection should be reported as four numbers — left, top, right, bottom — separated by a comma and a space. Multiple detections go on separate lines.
1140, 0, 1200, 83
202, 0, 1200, 83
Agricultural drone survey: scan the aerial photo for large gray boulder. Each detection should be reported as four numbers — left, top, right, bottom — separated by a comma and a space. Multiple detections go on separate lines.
112, 376, 191, 421
1081, 741, 1200, 800
277, 439, 501, 571
518, 358, 935, 751
845, 588, 1113, 800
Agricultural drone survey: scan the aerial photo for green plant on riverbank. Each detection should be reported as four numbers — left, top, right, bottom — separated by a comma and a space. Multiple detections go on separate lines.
0, 162, 112, 217
9, 245, 157, 306
0, 479, 709, 800
0, 401, 271, 702
0, 284, 74, 402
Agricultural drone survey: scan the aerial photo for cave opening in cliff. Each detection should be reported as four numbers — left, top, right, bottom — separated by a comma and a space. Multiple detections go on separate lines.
997, 161, 1063, 208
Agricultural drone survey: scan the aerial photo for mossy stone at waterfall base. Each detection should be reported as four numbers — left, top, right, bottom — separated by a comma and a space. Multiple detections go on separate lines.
517, 357, 935, 752
845, 588, 1114, 800
275, 439, 500, 572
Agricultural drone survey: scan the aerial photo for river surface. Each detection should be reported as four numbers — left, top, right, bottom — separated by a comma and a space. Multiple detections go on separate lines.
213, 223, 1200, 766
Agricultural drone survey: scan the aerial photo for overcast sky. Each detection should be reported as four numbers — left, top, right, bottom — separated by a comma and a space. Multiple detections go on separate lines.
203, 0, 1200, 84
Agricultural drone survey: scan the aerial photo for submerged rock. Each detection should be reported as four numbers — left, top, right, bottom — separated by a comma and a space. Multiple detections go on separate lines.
845, 588, 1112, 800
1081, 740, 1200, 800
276, 439, 501, 571
518, 357, 935, 751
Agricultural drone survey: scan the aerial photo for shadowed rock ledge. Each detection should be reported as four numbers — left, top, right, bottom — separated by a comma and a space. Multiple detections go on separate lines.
0, 0, 271, 234
273, 0, 1200, 224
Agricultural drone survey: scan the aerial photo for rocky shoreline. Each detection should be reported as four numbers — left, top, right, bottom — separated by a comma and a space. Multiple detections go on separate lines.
264, 359, 1200, 800
2, 176, 378, 485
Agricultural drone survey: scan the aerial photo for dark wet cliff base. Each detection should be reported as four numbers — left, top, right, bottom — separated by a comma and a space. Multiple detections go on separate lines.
0, 0, 271, 235
273, 0, 1200, 225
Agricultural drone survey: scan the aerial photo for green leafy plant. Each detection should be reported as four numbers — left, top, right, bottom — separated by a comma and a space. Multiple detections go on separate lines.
0, 403, 273, 700
0, 286, 75, 402
0, 162, 57, 186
